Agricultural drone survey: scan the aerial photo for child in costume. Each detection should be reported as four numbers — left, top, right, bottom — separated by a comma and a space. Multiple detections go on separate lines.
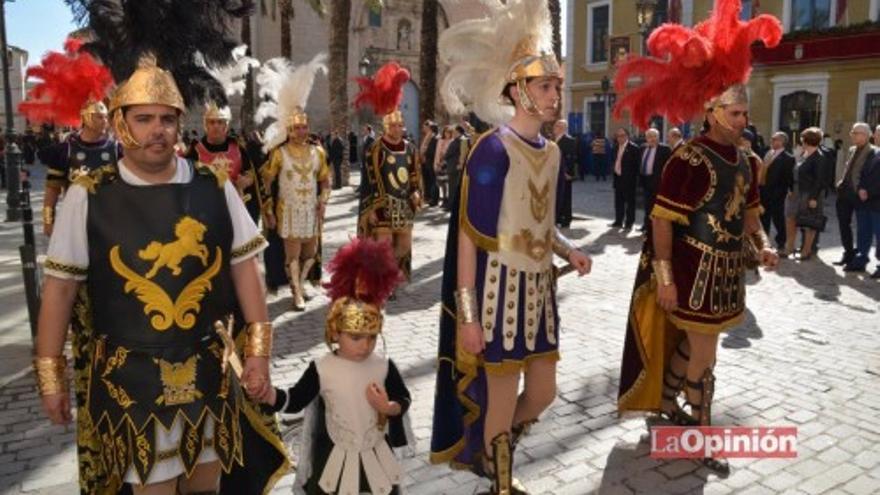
258, 238, 412, 495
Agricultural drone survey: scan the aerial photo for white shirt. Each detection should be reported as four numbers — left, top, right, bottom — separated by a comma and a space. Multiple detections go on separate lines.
45, 157, 267, 281
614, 141, 628, 176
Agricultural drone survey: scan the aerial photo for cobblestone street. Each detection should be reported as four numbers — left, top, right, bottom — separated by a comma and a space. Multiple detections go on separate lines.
1, 166, 878, 494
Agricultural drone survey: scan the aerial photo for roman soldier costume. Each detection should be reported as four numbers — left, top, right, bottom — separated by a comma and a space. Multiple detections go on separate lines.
186, 102, 263, 221
35, 1, 288, 492
355, 62, 422, 281
613, 0, 781, 475
256, 54, 331, 311
269, 238, 412, 495
19, 37, 119, 234
430, 1, 580, 493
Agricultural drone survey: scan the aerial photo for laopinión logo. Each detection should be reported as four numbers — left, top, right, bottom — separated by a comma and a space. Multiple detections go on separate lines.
651, 427, 798, 459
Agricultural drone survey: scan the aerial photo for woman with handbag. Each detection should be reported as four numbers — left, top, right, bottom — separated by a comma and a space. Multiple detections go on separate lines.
784, 127, 827, 260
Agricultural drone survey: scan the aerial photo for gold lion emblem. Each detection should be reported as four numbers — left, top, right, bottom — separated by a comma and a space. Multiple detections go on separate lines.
139, 217, 209, 279
110, 216, 222, 331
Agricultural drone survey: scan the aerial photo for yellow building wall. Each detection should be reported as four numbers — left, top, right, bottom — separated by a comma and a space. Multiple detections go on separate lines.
569, 0, 880, 138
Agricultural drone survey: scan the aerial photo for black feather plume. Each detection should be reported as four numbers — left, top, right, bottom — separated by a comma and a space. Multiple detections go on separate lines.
64, 0, 254, 107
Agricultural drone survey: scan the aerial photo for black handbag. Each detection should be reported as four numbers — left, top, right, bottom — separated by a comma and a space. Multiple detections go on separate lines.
796, 207, 827, 231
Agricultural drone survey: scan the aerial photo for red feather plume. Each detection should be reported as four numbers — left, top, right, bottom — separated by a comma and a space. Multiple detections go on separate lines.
18, 38, 114, 127
324, 238, 402, 307
353, 61, 410, 116
612, 0, 781, 128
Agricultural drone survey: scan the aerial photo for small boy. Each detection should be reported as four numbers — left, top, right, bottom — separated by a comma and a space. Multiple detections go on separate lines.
258, 239, 411, 495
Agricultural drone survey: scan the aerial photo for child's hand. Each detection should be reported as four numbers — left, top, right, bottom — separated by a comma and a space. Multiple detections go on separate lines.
366, 382, 390, 414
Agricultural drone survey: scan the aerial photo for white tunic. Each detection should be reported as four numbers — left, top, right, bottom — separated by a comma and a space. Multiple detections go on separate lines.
315, 353, 402, 495
272, 144, 327, 239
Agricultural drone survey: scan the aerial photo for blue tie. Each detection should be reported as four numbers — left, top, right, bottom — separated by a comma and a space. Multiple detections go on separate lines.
641, 148, 651, 175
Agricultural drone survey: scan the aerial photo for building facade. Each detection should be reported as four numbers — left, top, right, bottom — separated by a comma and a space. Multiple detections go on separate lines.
567, 0, 880, 148
234, 0, 489, 140
1, 46, 30, 132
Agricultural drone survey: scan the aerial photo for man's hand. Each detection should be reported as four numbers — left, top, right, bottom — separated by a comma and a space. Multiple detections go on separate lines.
568, 250, 592, 276
243, 356, 270, 399
760, 248, 779, 270
43, 223, 53, 237
316, 201, 326, 219
459, 321, 485, 355
264, 213, 276, 230
808, 199, 818, 209
368, 210, 378, 226
859, 188, 869, 202
656, 284, 678, 312
236, 174, 254, 191
41, 392, 71, 425
410, 191, 422, 211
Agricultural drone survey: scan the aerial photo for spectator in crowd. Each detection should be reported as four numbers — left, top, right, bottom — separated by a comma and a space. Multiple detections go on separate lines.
442, 124, 468, 211
348, 130, 359, 169
591, 131, 609, 181
420, 120, 440, 207
638, 128, 671, 232
434, 125, 454, 207
760, 131, 795, 251
785, 127, 826, 261
610, 127, 640, 232
856, 151, 880, 278
834, 123, 875, 267
554, 119, 578, 228
328, 129, 345, 189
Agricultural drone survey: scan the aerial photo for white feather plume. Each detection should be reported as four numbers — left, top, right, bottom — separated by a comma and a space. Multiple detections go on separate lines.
439, 0, 554, 126
255, 53, 328, 152
207, 45, 261, 97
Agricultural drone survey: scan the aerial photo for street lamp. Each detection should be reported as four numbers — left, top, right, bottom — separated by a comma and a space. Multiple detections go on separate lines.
358, 53, 372, 77
0, 0, 39, 337
636, 0, 658, 35
594, 75, 616, 107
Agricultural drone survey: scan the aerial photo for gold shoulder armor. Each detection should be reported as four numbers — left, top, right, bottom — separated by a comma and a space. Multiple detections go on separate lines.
71, 165, 116, 194
195, 161, 228, 189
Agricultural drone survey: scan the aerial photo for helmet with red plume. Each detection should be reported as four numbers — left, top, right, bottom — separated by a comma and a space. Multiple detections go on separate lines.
612, 0, 781, 129
18, 38, 113, 128
323, 238, 402, 346
353, 61, 410, 129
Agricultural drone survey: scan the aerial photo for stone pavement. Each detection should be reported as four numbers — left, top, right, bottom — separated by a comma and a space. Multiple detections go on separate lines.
0, 165, 878, 495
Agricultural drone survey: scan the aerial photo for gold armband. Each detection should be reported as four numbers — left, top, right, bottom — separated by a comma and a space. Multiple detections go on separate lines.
42, 206, 54, 227
455, 287, 479, 325
33, 356, 67, 396
244, 322, 273, 357
552, 229, 578, 259
651, 259, 675, 287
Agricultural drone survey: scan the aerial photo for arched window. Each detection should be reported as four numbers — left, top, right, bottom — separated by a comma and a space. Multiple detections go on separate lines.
397, 19, 413, 50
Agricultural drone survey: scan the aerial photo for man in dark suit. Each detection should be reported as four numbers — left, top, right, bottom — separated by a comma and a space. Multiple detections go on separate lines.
328, 129, 345, 189
610, 127, 641, 231
420, 120, 440, 207
554, 119, 578, 228
760, 131, 795, 249
857, 151, 880, 278
835, 123, 876, 266
638, 128, 672, 232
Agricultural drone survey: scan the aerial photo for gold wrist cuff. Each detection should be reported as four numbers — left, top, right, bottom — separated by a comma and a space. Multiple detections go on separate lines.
33, 356, 67, 396
552, 229, 577, 259
652, 259, 675, 287
244, 322, 273, 357
455, 287, 479, 325
42, 206, 54, 226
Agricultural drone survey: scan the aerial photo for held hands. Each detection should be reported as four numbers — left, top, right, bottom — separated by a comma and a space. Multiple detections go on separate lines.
568, 250, 593, 276
236, 174, 254, 190
459, 321, 485, 355
41, 393, 71, 425
243, 356, 272, 403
